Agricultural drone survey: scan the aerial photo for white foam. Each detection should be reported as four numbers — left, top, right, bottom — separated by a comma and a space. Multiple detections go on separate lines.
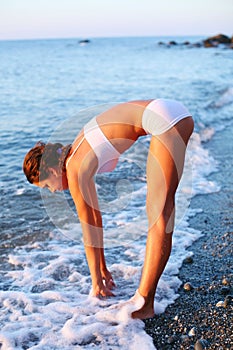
199, 127, 215, 143
15, 188, 25, 196
214, 87, 233, 108
0, 223, 200, 349
0, 239, 155, 349
188, 132, 220, 195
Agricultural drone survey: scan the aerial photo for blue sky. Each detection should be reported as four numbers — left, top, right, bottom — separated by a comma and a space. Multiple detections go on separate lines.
0, 0, 232, 40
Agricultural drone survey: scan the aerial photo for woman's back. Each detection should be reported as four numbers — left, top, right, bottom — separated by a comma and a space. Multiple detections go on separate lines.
67, 101, 149, 174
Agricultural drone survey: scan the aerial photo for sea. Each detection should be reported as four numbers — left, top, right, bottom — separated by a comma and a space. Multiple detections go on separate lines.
0, 36, 232, 349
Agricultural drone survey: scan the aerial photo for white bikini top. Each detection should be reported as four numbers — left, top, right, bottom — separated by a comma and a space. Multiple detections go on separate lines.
66, 118, 120, 174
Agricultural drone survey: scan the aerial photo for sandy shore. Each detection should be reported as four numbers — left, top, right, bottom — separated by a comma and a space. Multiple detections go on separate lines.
144, 123, 233, 349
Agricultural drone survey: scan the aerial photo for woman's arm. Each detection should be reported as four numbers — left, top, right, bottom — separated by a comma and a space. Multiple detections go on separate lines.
68, 172, 115, 296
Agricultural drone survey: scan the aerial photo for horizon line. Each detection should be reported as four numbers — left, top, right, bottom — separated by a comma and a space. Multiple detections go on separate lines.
1, 32, 231, 43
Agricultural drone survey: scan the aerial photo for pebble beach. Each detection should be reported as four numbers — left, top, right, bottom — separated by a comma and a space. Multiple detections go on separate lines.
144, 120, 233, 349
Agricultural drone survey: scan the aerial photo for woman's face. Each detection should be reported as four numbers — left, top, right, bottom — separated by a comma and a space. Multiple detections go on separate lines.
34, 168, 68, 192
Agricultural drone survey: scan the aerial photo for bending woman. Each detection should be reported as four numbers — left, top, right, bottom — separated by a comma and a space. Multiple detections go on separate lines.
23, 98, 194, 319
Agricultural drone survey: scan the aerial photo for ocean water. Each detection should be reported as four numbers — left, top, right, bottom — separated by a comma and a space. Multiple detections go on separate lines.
0, 36, 232, 349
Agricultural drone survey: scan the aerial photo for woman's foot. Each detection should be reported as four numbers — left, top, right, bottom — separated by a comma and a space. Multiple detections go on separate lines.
131, 306, 155, 320
107, 289, 154, 320
130, 289, 155, 320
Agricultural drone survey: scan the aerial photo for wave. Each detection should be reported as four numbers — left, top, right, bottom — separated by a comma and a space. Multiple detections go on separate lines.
211, 87, 233, 108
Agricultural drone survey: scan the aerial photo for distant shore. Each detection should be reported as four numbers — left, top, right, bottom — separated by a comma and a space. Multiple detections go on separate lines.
157, 33, 233, 49
144, 121, 233, 349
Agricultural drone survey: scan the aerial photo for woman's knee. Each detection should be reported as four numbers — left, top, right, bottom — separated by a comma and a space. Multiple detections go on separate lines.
146, 194, 175, 229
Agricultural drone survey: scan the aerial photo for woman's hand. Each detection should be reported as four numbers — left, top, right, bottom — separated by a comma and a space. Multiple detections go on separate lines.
91, 281, 115, 298
90, 269, 116, 298
101, 269, 116, 290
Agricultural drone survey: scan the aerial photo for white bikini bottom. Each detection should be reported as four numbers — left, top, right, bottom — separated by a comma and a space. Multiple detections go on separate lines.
142, 98, 192, 135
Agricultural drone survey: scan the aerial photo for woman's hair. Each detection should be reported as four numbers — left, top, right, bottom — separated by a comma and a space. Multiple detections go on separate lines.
23, 141, 72, 184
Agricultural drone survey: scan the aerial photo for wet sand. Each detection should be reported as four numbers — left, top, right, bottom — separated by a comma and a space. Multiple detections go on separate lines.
144, 123, 233, 349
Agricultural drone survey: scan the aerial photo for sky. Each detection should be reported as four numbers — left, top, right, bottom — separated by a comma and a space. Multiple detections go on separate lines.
0, 0, 232, 40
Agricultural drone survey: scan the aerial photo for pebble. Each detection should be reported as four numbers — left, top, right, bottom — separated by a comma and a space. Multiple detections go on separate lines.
216, 300, 225, 308
181, 335, 189, 343
220, 286, 231, 295
167, 335, 178, 344
194, 339, 209, 349
188, 327, 196, 336
224, 294, 233, 307
222, 277, 230, 285
183, 282, 194, 291
184, 256, 194, 264
216, 295, 233, 308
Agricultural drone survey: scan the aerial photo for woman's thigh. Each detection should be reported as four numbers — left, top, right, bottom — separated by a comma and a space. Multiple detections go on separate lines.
146, 117, 194, 230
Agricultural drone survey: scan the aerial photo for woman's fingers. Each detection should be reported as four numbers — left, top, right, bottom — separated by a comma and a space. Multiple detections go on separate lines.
102, 271, 116, 290
90, 285, 115, 298
103, 288, 115, 297
98, 287, 115, 298
105, 278, 116, 290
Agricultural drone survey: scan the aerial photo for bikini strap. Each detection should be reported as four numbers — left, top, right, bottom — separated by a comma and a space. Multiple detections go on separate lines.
66, 136, 85, 168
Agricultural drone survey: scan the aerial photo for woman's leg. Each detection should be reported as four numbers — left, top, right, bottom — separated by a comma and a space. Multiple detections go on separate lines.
132, 117, 194, 319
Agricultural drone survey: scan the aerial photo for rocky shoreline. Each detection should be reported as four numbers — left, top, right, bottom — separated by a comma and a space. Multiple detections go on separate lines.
158, 33, 233, 49
144, 122, 233, 349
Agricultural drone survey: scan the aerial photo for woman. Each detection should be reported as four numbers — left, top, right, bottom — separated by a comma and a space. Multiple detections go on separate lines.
23, 98, 194, 320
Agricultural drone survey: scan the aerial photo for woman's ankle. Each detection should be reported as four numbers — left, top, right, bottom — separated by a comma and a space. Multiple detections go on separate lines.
138, 288, 155, 309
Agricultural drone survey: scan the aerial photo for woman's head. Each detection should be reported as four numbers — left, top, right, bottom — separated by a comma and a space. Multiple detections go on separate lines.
23, 141, 71, 191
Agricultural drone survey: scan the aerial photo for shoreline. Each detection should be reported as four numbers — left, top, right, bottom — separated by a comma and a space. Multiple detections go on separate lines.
144, 122, 233, 349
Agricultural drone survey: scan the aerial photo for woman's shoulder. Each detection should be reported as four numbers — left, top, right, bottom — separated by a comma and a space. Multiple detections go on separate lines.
66, 137, 98, 177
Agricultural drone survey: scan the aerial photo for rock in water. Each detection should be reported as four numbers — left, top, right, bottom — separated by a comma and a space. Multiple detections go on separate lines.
203, 33, 231, 47
168, 41, 177, 46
